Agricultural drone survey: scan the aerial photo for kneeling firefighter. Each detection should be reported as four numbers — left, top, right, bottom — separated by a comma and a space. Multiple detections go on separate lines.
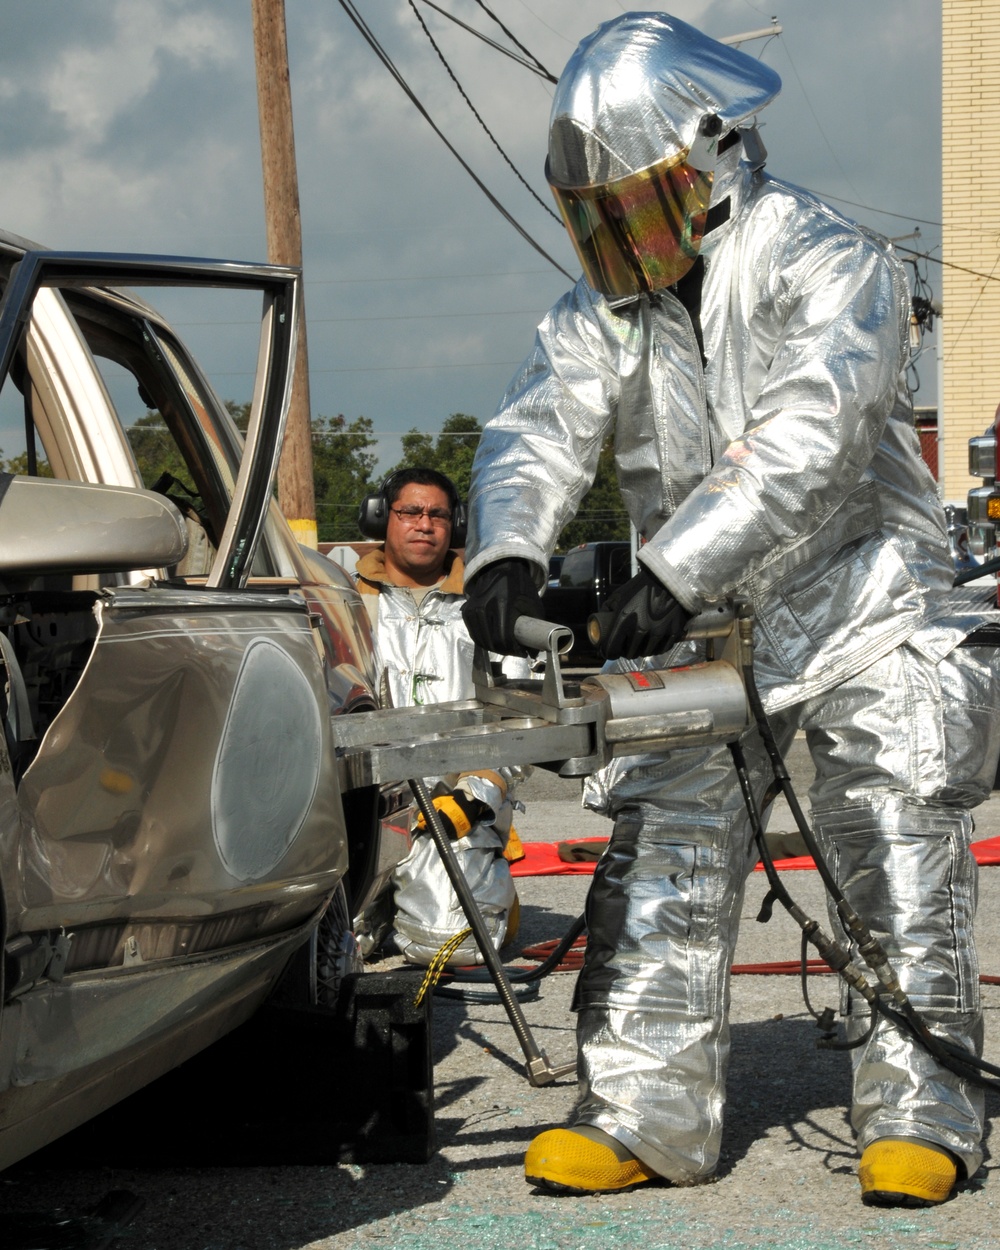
354, 467, 529, 968
460, 12, 1000, 1205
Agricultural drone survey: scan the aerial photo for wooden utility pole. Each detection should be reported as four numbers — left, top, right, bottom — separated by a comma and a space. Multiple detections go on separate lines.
251, 0, 317, 547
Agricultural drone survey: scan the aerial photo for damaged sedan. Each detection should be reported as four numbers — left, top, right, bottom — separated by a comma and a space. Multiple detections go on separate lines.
0, 232, 409, 1169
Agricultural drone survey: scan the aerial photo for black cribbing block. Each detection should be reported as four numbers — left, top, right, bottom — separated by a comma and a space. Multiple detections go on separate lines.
333, 971, 436, 1164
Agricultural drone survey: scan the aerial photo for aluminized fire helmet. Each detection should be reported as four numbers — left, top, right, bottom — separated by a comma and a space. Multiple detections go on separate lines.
547, 12, 781, 303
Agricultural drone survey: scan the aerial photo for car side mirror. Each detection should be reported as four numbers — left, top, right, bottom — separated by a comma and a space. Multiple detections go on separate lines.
0, 474, 187, 576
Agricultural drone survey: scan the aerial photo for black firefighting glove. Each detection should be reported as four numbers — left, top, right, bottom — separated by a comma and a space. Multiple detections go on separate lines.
462, 557, 543, 656
415, 788, 492, 839
594, 567, 693, 660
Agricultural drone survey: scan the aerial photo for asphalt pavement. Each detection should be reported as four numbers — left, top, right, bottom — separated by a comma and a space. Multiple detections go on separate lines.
3, 739, 1000, 1249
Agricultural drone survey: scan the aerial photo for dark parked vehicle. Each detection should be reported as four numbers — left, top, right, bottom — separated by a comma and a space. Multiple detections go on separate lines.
967, 403, 1000, 605
540, 541, 632, 665
0, 233, 409, 1169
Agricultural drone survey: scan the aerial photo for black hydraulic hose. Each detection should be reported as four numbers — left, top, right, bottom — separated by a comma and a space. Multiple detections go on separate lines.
736, 615, 917, 1007
516, 912, 586, 979
954, 556, 1000, 586
728, 735, 882, 1048
439, 911, 587, 984
734, 609, 1000, 1091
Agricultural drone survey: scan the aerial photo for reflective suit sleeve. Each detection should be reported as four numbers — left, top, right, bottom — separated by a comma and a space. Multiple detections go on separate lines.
464, 280, 622, 582
639, 222, 910, 611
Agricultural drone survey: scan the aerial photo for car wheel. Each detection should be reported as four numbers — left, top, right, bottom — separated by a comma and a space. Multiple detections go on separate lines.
354, 884, 395, 961
312, 880, 365, 1009
270, 880, 363, 1011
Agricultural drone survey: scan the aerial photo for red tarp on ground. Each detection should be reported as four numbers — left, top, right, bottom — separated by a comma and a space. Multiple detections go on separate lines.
510, 835, 1000, 877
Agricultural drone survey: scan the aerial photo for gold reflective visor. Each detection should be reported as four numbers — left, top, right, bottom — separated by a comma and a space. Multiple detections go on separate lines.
548, 151, 713, 302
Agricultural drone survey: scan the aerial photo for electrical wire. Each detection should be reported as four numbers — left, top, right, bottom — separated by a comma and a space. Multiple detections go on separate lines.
774, 40, 865, 206
307, 359, 526, 374
506, 0, 576, 45
308, 269, 555, 283
407, 0, 561, 223
471, 0, 558, 81
902, 248, 939, 395
335, 0, 573, 282
943, 247, 1000, 364
413, 0, 556, 80
172, 309, 551, 327
894, 243, 1000, 286
812, 192, 942, 230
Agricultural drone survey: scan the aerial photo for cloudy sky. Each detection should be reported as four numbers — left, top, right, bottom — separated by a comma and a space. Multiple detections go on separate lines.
0, 0, 942, 471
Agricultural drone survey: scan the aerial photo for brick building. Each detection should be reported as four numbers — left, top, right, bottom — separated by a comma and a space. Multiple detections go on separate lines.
940, 0, 1000, 501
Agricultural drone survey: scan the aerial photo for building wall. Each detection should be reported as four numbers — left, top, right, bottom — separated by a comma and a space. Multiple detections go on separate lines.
941, 0, 1000, 501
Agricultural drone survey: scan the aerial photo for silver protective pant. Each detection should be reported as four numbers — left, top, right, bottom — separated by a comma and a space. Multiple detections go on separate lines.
575, 641, 999, 1183
392, 772, 518, 968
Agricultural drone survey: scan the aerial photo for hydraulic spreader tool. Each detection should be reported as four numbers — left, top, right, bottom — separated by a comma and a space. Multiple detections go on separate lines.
331, 605, 1000, 1097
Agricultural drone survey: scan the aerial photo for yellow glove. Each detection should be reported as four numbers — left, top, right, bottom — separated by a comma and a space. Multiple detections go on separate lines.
415, 789, 491, 839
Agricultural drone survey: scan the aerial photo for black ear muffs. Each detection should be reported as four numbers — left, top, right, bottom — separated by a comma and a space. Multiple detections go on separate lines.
448, 502, 468, 549
356, 488, 392, 540
356, 472, 468, 547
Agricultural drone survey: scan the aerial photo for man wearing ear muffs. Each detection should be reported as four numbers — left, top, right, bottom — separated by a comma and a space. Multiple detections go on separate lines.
460, 11, 1000, 1207
354, 466, 529, 968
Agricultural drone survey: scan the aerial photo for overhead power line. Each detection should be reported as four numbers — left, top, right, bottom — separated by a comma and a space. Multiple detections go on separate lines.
896, 243, 1000, 285
415, 0, 556, 80
776, 39, 864, 207
813, 191, 943, 230
209, 359, 526, 377
175, 309, 549, 328
407, 0, 561, 223
335, 0, 573, 282
471, 0, 557, 81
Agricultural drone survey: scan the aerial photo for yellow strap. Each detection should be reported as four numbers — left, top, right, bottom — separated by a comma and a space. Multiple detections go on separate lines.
413, 927, 473, 1007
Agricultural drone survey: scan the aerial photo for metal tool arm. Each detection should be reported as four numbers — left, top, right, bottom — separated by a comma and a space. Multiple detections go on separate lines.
330, 606, 750, 1087
334, 607, 750, 792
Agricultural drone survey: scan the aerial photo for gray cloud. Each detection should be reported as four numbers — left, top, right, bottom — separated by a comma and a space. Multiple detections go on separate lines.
0, 0, 943, 467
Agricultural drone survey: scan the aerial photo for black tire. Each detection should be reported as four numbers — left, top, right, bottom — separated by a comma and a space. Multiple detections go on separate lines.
313, 880, 365, 1009
270, 880, 363, 1011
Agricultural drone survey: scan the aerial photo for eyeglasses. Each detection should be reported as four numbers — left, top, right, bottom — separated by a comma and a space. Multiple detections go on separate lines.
390, 505, 453, 526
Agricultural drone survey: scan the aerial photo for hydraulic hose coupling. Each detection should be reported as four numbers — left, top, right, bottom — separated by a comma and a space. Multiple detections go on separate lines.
736, 599, 755, 665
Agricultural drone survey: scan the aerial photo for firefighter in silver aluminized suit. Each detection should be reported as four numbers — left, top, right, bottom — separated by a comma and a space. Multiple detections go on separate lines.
461, 13, 1000, 1207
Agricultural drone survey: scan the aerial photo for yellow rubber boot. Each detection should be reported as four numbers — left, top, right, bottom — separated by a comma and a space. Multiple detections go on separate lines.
524, 1126, 660, 1194
858, 1138, 958, 1207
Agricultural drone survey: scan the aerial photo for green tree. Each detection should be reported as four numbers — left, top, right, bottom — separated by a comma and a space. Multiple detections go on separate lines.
125, 410, 192, 490
225, 400, 251, 433
556, 436, 630, 549
2, 449, 53, 476
311, 413, 379, 542
389, 412, 483, 501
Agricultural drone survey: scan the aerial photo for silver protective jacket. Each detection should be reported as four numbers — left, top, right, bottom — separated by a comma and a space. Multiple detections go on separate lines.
355, 549, 522, 967
466, 164, 970, 711
357, 548, 479, 707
